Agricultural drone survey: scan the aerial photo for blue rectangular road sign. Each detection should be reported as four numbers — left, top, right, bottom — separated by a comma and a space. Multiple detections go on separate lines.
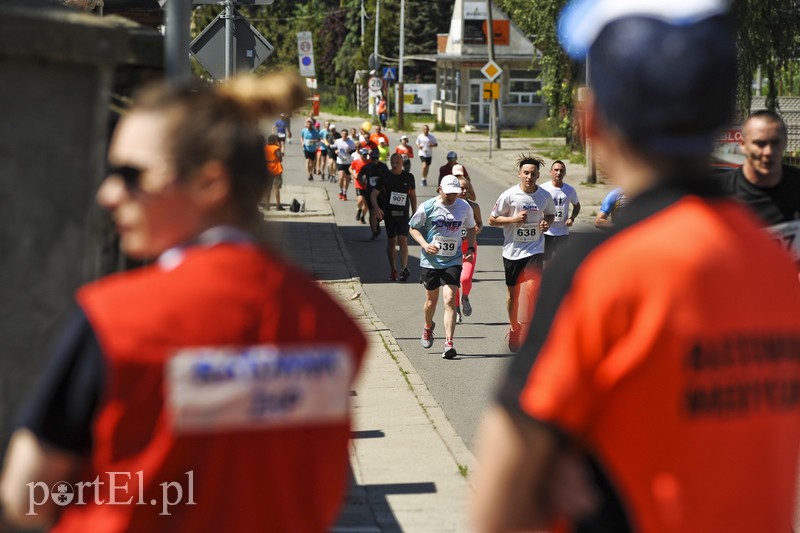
382, 67, 397, 81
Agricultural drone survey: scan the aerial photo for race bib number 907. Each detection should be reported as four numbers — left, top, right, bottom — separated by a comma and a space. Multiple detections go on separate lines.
166, 345, 354, 434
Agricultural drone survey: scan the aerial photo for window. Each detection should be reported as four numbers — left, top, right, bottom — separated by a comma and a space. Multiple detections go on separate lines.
508, 69, 541, 105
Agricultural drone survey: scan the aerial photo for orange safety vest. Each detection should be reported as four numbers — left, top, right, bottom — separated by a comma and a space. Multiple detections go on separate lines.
265, 144, 282, 176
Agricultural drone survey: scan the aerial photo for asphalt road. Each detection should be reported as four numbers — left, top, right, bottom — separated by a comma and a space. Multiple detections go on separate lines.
280, 119, 600, 451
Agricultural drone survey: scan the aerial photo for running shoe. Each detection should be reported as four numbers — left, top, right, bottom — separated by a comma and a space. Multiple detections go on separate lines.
420, 322, 435, 349
461, 295, 472, 317
342, 193, 347, 201
442, 340, 457, 360
399, 267, 410, 282
507, 328, 521, 353
455, 309, 462, 324
422, 179, 428, 187
355, 209, 362, 221
276, 204, 285, 211
338, 193, 344, 200
308, 174, 313, 181
389, 270, 398, 281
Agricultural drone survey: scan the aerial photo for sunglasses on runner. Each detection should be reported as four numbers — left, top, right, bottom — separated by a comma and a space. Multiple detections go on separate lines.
106, 163, 145, 190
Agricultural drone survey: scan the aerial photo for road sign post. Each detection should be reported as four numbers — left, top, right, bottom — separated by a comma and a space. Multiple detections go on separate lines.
297, 31, 316, 78
189, 8, 274, 80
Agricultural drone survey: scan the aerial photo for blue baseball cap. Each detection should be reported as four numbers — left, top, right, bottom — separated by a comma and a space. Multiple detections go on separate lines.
559, 0, 736, 155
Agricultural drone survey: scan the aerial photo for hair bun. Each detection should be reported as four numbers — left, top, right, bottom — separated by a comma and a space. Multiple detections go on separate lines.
217, 71, 307, 117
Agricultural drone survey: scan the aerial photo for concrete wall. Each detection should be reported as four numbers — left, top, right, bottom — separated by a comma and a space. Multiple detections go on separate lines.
0, 6, 161, 452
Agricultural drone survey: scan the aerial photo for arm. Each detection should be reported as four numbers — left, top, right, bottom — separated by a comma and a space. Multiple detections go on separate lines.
489, 211, 526, 226
540, 213, 556, 233
370, 188, 384, 220
463, 227, 477, 262
466, 179, 477, 202
471, 202, 484, 234
1, 429, 81, 526
409, 189, 418, 214
567, 202, 581, 227
408, 227, 440, 255
594, 211, 613, 229
473, 406, 560, 533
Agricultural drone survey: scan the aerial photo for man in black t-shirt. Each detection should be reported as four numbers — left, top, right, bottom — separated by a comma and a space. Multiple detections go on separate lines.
357, 149, 390, 240
722, 110, 800, 260
371, 153, 418, 281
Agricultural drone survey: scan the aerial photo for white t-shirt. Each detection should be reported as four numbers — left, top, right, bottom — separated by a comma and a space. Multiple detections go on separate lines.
491, 184, 556, 260
540, 181, 580, 237
334, 138, 355, 165
416, 133, 438, 158
409, 197, 476, 269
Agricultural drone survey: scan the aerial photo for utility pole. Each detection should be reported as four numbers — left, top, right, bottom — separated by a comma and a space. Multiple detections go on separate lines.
585, 57, 596, 183
164, 0, 191, 84
485, 0, 501, 149
373, 0, 380, 123
223, 0, 235, 79
398, 0, 405, 130
361, 0, 365, 47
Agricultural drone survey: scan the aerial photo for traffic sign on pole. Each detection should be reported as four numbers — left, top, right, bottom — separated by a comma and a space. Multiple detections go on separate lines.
483, 82, 500, 100
189, 9, 274, 80
368, 76, 383, 96
297, 31, 316, 78
481, 60, 502, 82
382, 67, 397, 81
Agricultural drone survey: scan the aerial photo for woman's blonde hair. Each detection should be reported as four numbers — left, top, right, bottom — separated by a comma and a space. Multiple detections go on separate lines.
130, 71, 306, 221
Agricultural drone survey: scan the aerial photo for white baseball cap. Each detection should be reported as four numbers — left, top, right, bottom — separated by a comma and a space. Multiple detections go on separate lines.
440, 175, 462, 194
451, 164, 465, 176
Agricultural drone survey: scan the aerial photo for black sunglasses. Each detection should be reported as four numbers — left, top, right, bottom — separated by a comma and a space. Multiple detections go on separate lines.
106, 163, 144, 190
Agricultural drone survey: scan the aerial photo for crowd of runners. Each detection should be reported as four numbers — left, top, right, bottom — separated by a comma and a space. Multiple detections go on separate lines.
268, 112, 594, 360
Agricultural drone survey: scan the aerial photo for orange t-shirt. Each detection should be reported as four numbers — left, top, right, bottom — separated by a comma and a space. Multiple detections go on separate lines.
500, 179, 800, 532
265, 144, 282, 176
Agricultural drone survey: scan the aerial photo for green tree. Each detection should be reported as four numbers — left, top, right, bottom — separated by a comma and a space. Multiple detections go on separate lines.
732, 0, 800, 114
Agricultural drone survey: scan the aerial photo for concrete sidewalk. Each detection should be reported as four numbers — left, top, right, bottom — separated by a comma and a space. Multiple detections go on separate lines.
261, 186, 474, 533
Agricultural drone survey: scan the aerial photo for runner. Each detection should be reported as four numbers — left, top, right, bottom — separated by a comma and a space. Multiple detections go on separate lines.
395, 134, 414, 172
438, 151, 471, 182
272, 112, 290, 152
416, 124, 438, 186
325, 124, 341, 182
371, 153, 417, 280
334, 129, 356, 200
474, 3, 800, 532
454, 176, 483, 323
409, 175, 477, 359
452, 164, 476, 201
370, 124, 389, 147
540, 160, 580, 263
300, 118, 320, 181
357, 148, 390, 239
351, 147, 370, 223
317, 121, 330, 179
488, 154, 555, 352
377, 137, 390, 163
594, 186, 626, 229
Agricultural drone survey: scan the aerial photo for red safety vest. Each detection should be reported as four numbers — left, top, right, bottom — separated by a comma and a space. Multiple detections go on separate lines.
53, 243, 365, 533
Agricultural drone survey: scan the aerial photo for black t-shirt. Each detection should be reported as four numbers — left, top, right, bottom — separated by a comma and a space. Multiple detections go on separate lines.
376, 170, 416, 217
18, 308, 105, 454
357, 161, 390, 194
721, 165, 800, 226
326, 132, 341, 155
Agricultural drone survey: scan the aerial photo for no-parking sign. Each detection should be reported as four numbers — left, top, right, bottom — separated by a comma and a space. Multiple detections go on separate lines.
297, 31, 316, 77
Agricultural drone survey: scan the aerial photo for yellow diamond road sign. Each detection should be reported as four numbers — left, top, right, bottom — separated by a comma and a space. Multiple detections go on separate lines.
481, 60, 502, 82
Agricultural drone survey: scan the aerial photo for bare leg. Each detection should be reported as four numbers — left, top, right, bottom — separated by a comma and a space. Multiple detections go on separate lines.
442, 284, 458, 342
387, 236, 397, 272
424, 288, 439, 328
507, 285, 521, 331
398, 236, 409, 269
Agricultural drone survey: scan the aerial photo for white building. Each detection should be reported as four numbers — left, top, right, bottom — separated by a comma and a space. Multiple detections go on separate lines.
434, 0, 545, 129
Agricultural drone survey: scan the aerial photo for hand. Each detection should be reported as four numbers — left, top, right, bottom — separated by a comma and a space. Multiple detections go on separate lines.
539, 219, 549, 232
513, 211, 528, 224
375, 208, 384, 221
463, 250, 474, 262
423, 242, 440, 254
565, 218, 574, 227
